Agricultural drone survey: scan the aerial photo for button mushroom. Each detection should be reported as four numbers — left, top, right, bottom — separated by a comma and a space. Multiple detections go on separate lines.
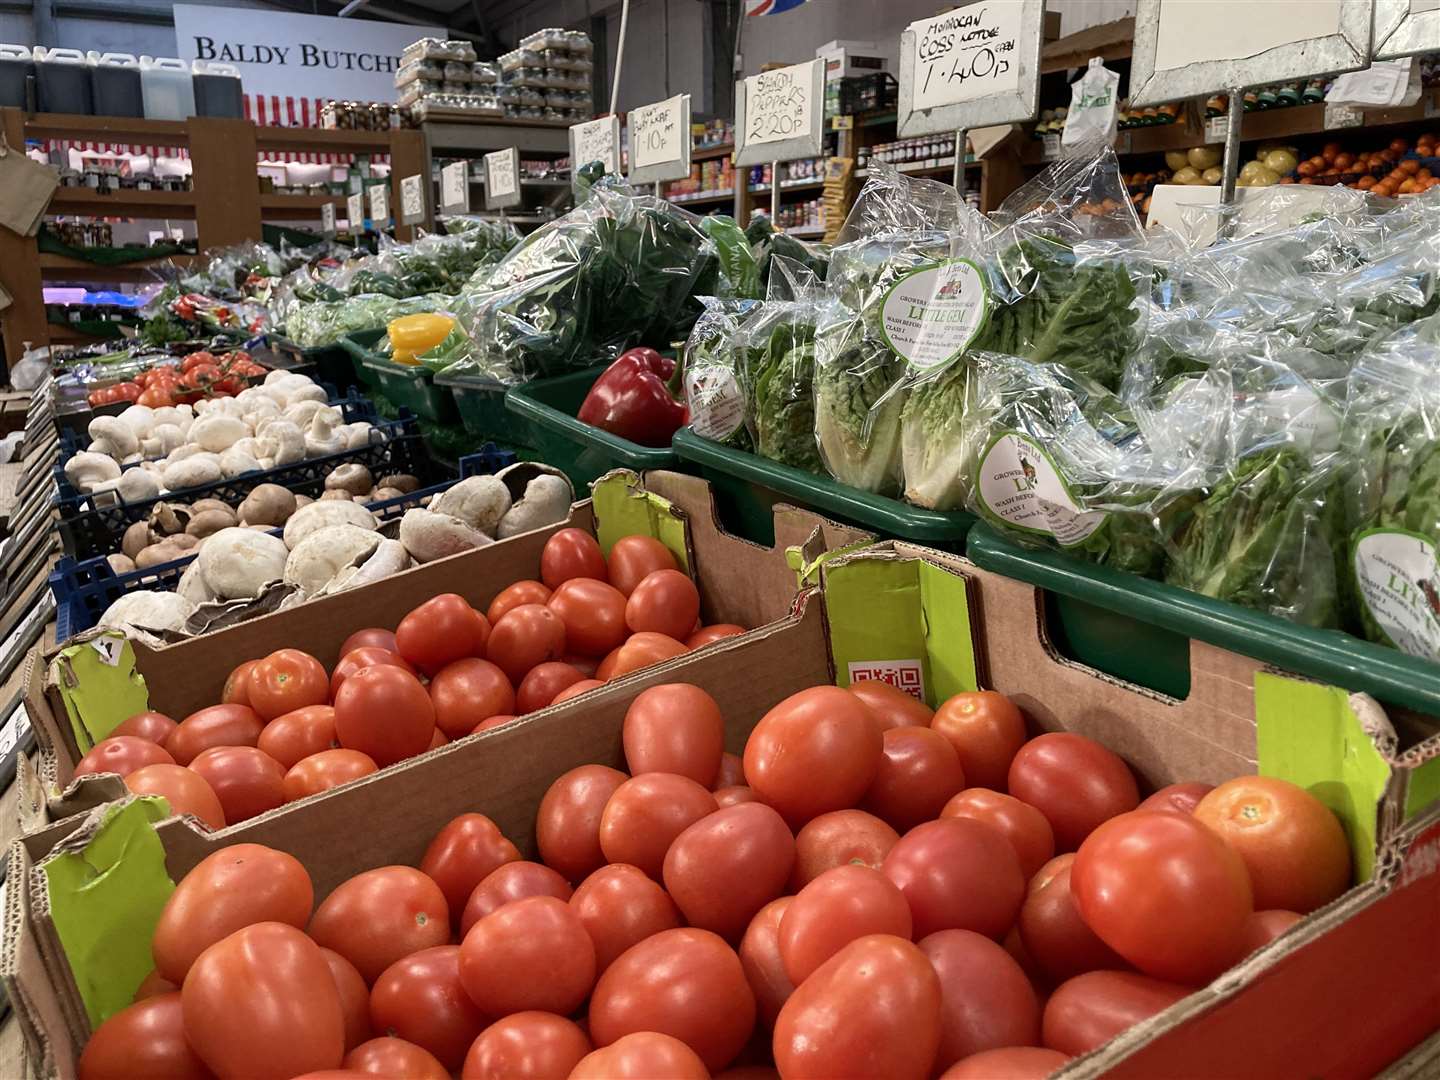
64, 452, 122, 494
399, 507, 493, 563
325, 464, 374, 497
433, 475, 512, 536
238, 484, 298, 526
197, 527, 289, 600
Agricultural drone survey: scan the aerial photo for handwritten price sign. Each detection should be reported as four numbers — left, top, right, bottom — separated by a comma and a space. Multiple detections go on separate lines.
628, 93, 692, 184
571, 116, 620, 175
735, 58, 824, 166
909, 2, 1022, 111
485, 147, 520, 210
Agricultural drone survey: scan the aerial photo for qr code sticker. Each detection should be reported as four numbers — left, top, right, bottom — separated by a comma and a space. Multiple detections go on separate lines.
848, 660, 924, 702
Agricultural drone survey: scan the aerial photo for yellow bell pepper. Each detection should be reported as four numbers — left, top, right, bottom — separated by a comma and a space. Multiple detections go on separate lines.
388, 313, 456, 365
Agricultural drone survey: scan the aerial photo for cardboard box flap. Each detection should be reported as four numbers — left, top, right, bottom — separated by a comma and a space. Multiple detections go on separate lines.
45, 633, 147, 757
1, 844, 67, 1080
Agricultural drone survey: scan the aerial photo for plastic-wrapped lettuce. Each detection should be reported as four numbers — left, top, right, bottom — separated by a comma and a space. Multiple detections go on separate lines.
747, 259, 826, 473
681, 296, 760, 452
285, 293, 452, 348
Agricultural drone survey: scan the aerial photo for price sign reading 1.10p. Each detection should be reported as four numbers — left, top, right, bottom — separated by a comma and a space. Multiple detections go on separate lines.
627, 93, 692, 185
570, 115, 622, 176
734, 58, 825, 167
485, 147, 521, 210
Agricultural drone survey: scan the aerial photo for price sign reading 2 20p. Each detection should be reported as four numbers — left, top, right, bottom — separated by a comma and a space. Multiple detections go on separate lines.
909, 2, 1023, 112
743, 61, 816, 147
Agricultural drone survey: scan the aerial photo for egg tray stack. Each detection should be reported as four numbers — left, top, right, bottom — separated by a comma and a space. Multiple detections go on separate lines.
496, 28, 593, 123
396, 37, 502, 118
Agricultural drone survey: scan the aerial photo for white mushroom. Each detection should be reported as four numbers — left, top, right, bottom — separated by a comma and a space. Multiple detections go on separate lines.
433, 475, 512, 535
284, 400, 335, 428
325, 464, 373, 496
282, 500, 378, 549
189, 414, 250, 453
263, 368, 292, 386
88, 416, 139, 459
240, 396, 281, 427
399, 507, 492, 563
197, 527, 289, 599
342, 422, 376, 450
98, 591, 195, 636
284, 525, 383, 595
256, 420, 305, 467
117, 404, 157, 437
164, 443, 210, 465
328, 538, 410, 592
219, 446, 263, 478
64, 452, 121, 493
162, 456, 223, 491
304, 411, 347, 457
238, 484, 297, 526
176, 560, 218, 605
496, 474, 574, 538
114, 468, 161, 504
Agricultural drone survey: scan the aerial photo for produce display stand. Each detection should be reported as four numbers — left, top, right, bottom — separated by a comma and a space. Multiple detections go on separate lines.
266, 329, 384, 398
339, 332, 459, 426
420, 117, 573, 232
434, 368, 536, 449
504, 367, 680, 489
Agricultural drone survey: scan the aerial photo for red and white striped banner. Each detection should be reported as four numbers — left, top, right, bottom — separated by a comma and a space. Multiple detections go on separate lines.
246, 93, 391, 166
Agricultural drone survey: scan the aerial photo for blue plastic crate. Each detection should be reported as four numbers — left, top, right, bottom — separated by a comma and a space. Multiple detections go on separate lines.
51, 446, 517, 640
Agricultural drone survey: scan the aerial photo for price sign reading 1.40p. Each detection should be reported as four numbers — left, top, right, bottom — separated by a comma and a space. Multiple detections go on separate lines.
909, 2, 1023, 112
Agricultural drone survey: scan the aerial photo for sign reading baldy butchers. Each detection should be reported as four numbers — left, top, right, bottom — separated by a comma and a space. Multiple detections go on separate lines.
172, 6, 442, 102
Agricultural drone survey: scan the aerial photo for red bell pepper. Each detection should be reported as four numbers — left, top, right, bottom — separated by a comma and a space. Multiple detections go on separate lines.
577, 347, 688, 448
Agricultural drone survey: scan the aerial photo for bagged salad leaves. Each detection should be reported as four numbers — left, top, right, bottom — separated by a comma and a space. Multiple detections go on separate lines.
747, 258, 827, 473
682, 297, 760, 452
285, 293, 452, 348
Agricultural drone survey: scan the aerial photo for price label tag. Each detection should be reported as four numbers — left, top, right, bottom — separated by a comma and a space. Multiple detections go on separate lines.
831, 114, 854, 130
1204, 114, 1228, 141
400, 173, 425, 225
571, 116, 621, 174
441, 161, 469, 214
907, 2, 1023, 112
368, 184, 390, 228
1324, 102, 1365, 128
627, 94, 692, 184
485, 147, 521, 209
320, 200, 336, 236
347, 191, 366, 232
1041, 133, 1061, 160
741, 60, 818, 149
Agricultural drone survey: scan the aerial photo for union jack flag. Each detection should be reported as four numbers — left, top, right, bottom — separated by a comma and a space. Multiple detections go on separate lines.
746, 0, 810, 15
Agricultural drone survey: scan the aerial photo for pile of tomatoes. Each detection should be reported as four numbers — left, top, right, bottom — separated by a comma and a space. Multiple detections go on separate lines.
86, 352, 267, 409
72, 528, 747, 830
78, 666, 1354, 1080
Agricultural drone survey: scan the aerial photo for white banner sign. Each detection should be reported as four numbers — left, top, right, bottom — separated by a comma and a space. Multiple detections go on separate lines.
172, 5, 442, 102
907, 2, 1023, 112
742, 60, 818, 148
571, 116, 620, 174
1153, 0, 1342, 71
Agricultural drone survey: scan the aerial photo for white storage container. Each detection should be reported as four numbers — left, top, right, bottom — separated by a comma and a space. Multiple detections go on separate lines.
88, 51, 144, 117
35, 47, 93, 114
139, 56, 195, 120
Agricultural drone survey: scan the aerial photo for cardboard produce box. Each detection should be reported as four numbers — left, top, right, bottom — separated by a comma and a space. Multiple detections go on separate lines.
6, 542, 1440, 1078
17, 470, 872, 826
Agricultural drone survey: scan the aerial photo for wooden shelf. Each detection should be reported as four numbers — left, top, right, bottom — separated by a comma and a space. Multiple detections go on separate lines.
667, 189, 734, 205
785, 226, 826, 238
692, 143, 733, 161
258, 192, 345, 219
857, 159, 975, 178
48, 187, 198, 218
23, 113, 190, 144
255, 127, 393, 153
38, 252, 199, 279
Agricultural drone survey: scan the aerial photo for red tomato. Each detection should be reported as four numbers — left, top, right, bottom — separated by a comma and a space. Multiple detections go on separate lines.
1072, 810, 1252, 985
320, 947, 372, 1051
370, 946, 486, 1070
183, 922, 344, 1079
188, 746, 287, 823
428, 658, 515, 739
598, 772, 717, 880
152, 844, 313, 983
458, 895, 596, 1017
1138, 781, 1214, 815
536, 764, 629, 883
607, 535, 678, 596
863, 726, 967, 832
625, 569, 701, 641
547, 578, 629, 657
540, 528, 608, 588
1041, 970, 1190, 1056
596, 631, 688, 680
943, 788, 1056, 880
774, 935, 942, 1080
849, 680, 933, 730
333, 665, 435, 767
248, 649, 329, 721
743, 686, 883, 827
310, 866, 450, 983
930, 691, 1027, 792
622, 683, 725, 786
739, 897, 796, 1030
663, 802, 795, 942
551, 678, 603, 704
132, 970, 177, 1002
258, 705, 338, 770
420, 812, 521, 923
74, 735, 174, 779
941, 1047, 1071, 1079
570, 1033, 707, 1080
428, 727, 449, 750
222, 660, 258, 707
882, 817, 1025, 940
124, 765, 226, 830
460, 861, 573, 936
791, 808, 900, 890
167, 704, 263, 765
110, 711, 177, 747
713, 751, 745, 789
486, 580, 552, 624
487, 604, 567, 684
686, 623, 747, 648
1008, 733, 1140, 852
570, 863, 682, 974
330, 647, 415, 698
462, 1012, 592, 1080
590, 927, 755, 1071
1017, 861, 1126, 985
716, 785, 758, 806
1239, 909, 1303, 954
136, 387, 174, 408
517, 661, 587, 713
565, 653, 600, 677
1193, 776, 1351, 914
779, 865, 912, 984
921, 930, 1041, 1071
395, 594, 490, 676
338, 627, 399, 658
79, 993, 211, 1080
472, 715, 516, 735
344, 1037, 447, 1080
284, 749, 377, 801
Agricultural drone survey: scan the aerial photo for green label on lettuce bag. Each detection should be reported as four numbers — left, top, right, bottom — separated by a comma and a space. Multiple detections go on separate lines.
1353, 527, 1440, 659
976, 430, 1107, 546
880, 259, 989, 371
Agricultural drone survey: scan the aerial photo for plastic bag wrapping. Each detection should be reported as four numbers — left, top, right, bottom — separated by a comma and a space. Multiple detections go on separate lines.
285, 293, 451, 348
745, 214, 831, 293
745, 258, 827, 472
813, 163, 987, 497
681, 296, 760, 451
699, 215, 762, 301
1340, 313, 1440, 657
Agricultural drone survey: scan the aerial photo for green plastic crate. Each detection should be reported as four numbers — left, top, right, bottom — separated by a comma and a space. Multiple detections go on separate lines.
434, 369, 541, 450
340, 334, 459, 426
504, 367, 680, 491
671, 427, 975, 549
966, 520, 1440, 716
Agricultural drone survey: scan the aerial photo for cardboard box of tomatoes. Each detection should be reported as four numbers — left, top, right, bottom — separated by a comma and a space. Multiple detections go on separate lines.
17, 470, 871, 828
5, 541, 1439, 1078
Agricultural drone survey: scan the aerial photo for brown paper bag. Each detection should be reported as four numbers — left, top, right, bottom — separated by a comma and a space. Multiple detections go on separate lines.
0, 136, 59, 238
